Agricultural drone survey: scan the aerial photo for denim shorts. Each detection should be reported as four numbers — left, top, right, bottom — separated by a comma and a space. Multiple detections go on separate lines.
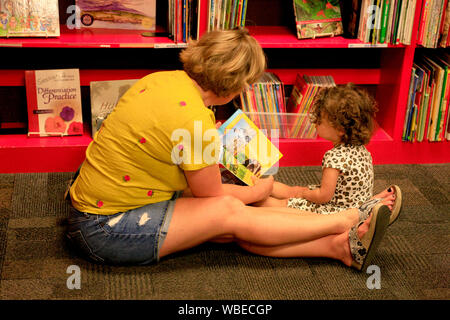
66, 191, 182, 265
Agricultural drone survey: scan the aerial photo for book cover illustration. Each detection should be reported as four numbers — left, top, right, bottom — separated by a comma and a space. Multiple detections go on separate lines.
293, 0, 343, 39
90, 79, 138, 138
76, 0, 156, 31
25, 69, 83, 137
0, 0, 60, 37
218, 109, 283, 186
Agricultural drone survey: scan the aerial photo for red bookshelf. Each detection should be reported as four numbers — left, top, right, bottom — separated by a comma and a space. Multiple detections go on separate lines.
0, 0, 448, 174
0, 25, 183, 48
246, 26, 406, 49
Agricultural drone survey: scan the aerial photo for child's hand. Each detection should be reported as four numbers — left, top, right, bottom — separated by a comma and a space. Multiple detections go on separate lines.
251, 175, 274, 201
295, 186, 308, 199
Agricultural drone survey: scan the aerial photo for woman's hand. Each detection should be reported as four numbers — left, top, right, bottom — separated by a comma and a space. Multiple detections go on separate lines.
251, 175, 274, 201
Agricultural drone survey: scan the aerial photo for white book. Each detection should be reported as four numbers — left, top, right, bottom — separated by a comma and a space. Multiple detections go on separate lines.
90, 79, 138, 138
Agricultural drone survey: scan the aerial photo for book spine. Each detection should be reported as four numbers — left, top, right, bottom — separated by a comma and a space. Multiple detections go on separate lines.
358, 0, 369, 41
397, 0, 408, 44
183, 0, 187, 43
405, 0, 415, 44
24, 70, 40, 136
418, 0, 430, 45
402, 67, 416, 140
386, 0, 396, 43
435, 65, 448, 140
241, 0, 247, 26
379, 0, 390, 43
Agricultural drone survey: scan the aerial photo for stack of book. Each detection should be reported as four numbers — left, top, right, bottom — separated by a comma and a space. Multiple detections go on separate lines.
286, 74, 336, 139
239, 72, 287, 138
207, 0, 248, 31
343, 0, 418, 45
417, 0, 450, 48
168, 0, 200, 43
402, 51, 450, 142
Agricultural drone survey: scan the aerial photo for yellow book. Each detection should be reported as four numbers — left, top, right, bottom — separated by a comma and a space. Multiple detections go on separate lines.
218, 109, 283, 186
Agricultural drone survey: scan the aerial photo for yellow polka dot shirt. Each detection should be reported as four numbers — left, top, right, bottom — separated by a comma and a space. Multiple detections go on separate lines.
70, 71, 219, 215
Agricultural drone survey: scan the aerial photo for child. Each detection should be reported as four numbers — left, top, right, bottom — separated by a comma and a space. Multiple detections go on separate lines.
258, 83, 380, 214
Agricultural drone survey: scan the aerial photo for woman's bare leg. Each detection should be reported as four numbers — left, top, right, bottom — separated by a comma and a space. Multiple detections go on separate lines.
159, 195, 359, 258
237, 214, 373, 267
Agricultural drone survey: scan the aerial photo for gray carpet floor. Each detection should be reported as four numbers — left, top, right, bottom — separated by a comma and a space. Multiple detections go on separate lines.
0, 164, 448, 300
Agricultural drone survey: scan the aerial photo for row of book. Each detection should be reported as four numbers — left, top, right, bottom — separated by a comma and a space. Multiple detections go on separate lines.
168, 0, 200, 43
417, 0, 450, 48
402, 51, 450, 142
353, 0, 418, 45
207, 0, 248, 31
239, 72, 336, 140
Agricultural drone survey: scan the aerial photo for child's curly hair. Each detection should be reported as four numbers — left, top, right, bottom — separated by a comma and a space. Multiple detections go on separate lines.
311, 83, 378, 145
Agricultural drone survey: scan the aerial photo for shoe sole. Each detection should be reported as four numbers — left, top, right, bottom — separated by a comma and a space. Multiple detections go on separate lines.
352, 204, 391, 271
389, 185, 402, 225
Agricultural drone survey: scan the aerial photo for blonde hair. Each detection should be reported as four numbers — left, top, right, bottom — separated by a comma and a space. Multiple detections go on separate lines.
180, 28, 266, 97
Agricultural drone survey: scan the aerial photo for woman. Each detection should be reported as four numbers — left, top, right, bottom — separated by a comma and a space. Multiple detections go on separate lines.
66, 28, 398, 271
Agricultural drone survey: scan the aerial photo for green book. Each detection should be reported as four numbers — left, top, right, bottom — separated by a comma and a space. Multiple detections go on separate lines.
379, 0, 391, 43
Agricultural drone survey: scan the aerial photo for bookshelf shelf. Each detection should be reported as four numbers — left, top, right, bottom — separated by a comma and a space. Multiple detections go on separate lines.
269, 68, 382, 85
0, 25, 185, 48
0, 69, 159, 87
0, 0, 448, 173
247, 26, 406, 49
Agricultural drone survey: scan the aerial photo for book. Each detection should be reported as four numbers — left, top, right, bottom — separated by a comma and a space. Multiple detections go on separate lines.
0, 0, 60, 37
286, 74, 335, 139
292, 0, 343, 39
217, 109, 283, 186
240, 72, 287, 138
25, 69, 83, 137
76, 0, 156, 31
340, 0, 363, 39
90, 79, 138, 138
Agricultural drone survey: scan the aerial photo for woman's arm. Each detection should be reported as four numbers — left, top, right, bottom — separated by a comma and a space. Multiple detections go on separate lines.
184, 164, 273, 204
297, 167, 339, 204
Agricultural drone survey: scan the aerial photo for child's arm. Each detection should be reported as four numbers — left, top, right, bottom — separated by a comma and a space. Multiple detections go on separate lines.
270, 181, 305, 199
297, 167, 340, 204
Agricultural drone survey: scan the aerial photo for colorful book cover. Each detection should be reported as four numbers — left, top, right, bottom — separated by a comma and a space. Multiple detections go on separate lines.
25, 69, 83, 137
76, 0, 156, 31
90, 79, 138, 138
293, 0, 343, 39
217, 109, 283, 186
0, 0, 59, 37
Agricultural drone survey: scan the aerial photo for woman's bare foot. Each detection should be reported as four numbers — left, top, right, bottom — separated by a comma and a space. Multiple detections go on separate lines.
338, 214, 372, 267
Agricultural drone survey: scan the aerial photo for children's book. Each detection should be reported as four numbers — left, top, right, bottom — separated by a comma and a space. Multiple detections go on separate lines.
90, 79, 138, 138
76, 0, 156, 31
25, 69, 83, 137
218, 109, 283, 186
292, 0, 343, 40
0, 0, 60, 37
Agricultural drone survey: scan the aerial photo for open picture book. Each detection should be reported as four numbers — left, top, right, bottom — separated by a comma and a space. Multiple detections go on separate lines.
218, 109, 283, 186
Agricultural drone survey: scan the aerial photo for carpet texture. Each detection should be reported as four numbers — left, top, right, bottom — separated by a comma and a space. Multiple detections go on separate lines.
0, 164, 448, 300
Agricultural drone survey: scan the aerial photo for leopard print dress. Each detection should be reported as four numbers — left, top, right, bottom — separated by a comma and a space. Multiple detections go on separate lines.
287, 144, 374, 214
